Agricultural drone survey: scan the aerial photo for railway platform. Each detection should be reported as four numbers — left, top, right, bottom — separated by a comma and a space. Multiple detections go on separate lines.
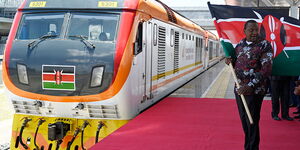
91, 97, 300, 150
90, 61, 300, 150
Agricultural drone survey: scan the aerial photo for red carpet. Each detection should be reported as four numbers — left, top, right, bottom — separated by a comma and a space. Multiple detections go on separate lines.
91, 97, 300, 150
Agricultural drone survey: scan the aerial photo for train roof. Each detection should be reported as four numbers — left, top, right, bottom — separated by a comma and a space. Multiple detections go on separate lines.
137, 0, 208, 36
20, 0, 214, 37
21, 0, 139, 10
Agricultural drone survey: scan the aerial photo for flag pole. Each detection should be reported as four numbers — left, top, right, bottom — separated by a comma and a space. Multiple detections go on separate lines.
229, 63, 254, 124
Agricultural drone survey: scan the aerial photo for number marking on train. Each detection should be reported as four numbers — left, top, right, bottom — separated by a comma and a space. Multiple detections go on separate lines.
29, 1, 47, 7
98, 1, 118, 7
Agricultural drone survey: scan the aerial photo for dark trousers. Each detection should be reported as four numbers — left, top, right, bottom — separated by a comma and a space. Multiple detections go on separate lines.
235, 93, 264, 150
271, 79, 290, 118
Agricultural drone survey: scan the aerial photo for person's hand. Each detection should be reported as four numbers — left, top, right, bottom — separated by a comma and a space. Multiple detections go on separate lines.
237, 85, 253, 95
225, 58, 232, 65
294, 85, 300, 95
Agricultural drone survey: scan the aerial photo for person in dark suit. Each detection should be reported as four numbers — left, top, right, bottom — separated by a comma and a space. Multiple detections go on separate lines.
271, 76, 294, 121
293, 79, 300, 120
225, 20, 273, 150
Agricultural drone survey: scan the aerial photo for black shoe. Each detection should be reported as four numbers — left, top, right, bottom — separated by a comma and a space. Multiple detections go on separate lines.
282, 116, 294, 121
272, 116, 281, 121
294, 115, 300, 119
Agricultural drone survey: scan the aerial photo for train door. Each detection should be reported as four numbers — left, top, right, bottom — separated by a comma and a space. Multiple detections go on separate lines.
133, 22, 146, 106
195, 37, 202, 65
144, 21, 153, 100
216, 43, 220, 58
135, 21, 152, 107
199, 38, 203, 66
195, 37, 199, 65
203, 35, 209, 69
208, 41, 213, 66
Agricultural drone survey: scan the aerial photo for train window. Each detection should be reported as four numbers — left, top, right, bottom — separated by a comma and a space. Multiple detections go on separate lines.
68, 13, 119, 42
182, 33, 184, 39
200, 38, 203, 49
153, 23, 157, 46
189, 35, 191, 40
134, 23, 143, 55
186, 34, 188, 40
192, 36, 194, 41
16, 13, 64, 39
170, 29, 174, 47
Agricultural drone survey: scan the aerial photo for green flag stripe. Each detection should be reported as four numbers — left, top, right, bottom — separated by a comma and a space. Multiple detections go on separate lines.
272, 50, 300, 76
221, 41, 235, 58
43, 82, 75, 90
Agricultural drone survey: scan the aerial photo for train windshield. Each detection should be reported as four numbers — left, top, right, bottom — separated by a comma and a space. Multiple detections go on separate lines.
67, 13, 119, 42
16, 13, 119, 42
17, 13, 64, 40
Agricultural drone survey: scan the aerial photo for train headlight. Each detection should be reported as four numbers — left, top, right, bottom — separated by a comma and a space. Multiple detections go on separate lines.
90, 66, 104, 87
17, 64, 29, 84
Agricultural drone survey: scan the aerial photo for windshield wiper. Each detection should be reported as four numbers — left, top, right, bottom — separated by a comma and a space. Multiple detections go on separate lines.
28, 34, 58, 48
69, 35, 96, 49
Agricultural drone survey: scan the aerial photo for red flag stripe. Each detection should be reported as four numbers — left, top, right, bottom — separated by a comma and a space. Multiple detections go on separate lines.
283, 24, 300, 47
43, 74, 74, 82
217, 21, 245, 44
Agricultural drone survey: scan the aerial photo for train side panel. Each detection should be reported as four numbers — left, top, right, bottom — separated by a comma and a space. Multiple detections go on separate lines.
123, 17, 209, 113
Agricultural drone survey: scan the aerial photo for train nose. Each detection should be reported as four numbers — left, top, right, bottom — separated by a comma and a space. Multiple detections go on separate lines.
9, 40, 116, 96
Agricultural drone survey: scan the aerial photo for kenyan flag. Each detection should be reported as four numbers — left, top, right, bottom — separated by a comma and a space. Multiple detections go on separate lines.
208, 3, 300, 76
42, 65, 76, 91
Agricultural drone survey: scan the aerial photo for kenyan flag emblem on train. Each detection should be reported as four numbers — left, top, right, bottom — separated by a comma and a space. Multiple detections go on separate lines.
42, 65, 76, 91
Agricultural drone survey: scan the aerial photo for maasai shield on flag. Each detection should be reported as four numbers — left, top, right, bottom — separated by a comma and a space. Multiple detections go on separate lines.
208, 2, 300, 76
42, 65, 76, 91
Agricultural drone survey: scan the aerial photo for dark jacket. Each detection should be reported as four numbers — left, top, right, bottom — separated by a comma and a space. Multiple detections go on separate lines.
233, 37, 273, 95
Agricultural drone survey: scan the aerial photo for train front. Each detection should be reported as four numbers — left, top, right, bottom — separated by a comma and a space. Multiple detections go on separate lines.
3, 0, 138, 149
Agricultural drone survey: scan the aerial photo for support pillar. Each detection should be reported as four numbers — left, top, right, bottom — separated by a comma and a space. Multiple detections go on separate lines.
286, 0, 300, 19
289, 5, 299, 19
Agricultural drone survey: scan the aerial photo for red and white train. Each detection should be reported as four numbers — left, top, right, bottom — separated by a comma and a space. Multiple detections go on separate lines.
3, 0, 223, 149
